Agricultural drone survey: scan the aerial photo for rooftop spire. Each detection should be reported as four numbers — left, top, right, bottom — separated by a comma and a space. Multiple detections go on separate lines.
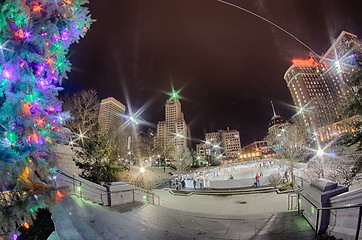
270, 101, 276, 117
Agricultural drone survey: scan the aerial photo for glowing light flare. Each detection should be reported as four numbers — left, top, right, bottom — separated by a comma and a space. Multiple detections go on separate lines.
46, 57, 54, 65
33, 4, 43, 13
169, 88, 181, 100
27, 133, 40, 143
23, 222, 30, 229
0, 40, 12, 53
14, 29, 24, 39
55, 190, 64, 202
2, 69, 11, 79
74, 128, 88, 145
22, 102, 32, 116
317, 149, 324, 157
6, 132, 16, 144
24, 31, 31, 38
36, 117, 45, 127
61, 29, 70, 41
63, 0, 73, 6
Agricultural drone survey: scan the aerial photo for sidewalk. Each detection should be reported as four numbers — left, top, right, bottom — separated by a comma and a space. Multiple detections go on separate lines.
53, 193, 315, 240
153, 188, 293, 216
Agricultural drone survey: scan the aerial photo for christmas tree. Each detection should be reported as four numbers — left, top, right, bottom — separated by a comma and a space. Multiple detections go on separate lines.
0, 0, 92, 237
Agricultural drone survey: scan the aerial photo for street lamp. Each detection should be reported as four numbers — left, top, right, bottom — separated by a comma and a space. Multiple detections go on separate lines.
317, 148, 324, 157
316, 147, 325, 178
127, 151, 135, 171
157, 154, 161, 168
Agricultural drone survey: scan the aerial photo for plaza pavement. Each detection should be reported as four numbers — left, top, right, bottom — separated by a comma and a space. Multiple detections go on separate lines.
52, 187, 315, 239
153, 188, 292, 216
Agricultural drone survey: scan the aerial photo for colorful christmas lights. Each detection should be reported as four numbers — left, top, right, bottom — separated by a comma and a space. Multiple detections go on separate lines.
0, 0, 92, 237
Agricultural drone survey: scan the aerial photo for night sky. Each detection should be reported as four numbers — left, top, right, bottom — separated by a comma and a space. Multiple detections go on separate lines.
63, 0, 362, 146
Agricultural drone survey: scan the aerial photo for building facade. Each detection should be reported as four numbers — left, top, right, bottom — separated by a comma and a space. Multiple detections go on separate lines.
284, 31, 362, 131
220, 129, 241, 158
205, 131, 223, 156
320, 31, 362, 109
284, 57, 334, 130
98, 97, 126, 133
265, 102, 289, 156
156, 92, 191, 158
240, 140, 269, 160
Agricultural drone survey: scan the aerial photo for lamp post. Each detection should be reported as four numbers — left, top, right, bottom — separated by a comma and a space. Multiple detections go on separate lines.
127, 151, 135, 171
157, 154, 161, 168
317, 148, 325, 178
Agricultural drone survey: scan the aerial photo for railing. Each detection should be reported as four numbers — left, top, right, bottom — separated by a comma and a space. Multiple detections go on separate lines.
56, 169, 108, 205
298, 192, 362, 240
56, 169, 160, 206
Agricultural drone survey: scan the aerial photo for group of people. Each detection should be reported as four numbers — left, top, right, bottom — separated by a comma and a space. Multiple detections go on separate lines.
167, 160, 280, 190
170, 177, 186, 190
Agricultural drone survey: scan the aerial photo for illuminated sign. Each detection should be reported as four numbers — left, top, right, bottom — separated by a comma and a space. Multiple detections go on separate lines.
292, 57, 319, 67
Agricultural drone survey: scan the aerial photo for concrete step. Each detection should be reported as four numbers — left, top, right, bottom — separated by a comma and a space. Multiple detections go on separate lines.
59, 197, 100, 240
63, 196, 125, 239
70, 196, 155, 239
66, 195, 187, 239
51, 201, 84, 240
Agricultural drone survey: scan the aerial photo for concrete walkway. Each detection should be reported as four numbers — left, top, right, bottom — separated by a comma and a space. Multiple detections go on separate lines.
153, 188, 291, 216
52, 188, 315, 240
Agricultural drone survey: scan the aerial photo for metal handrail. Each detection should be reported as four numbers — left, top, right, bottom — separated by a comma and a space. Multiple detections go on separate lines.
298, 192, 362, 240
56, 169, 160, 206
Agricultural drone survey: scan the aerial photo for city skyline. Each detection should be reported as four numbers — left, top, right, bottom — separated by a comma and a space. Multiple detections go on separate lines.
63, 0, 362, 145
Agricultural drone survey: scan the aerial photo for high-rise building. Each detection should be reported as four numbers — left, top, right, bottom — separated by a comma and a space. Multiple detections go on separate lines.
220, 129, 241, 159
284, 57, 334, 129
156, 91, 191, 158
284, 31, 362, 130
199, 129, 241, 159
98, 97, 126, 133
204, 131, 223, 158
319, 31, 361, 107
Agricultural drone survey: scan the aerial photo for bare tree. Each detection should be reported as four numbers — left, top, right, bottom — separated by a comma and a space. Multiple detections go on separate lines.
271, 122, 308, 187
171, 148, 193, 190
62, 89, 100, 135
153, 139, 174, 166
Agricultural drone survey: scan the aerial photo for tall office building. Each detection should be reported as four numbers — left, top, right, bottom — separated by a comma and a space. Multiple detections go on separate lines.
205, 131, 223, 157
98, 97, 126, 133
284, 31, 362, 130
199, 129, 241, 159
319, 31, 362, 106
284, 58, 333, 129
220, 129, 241, 159
156, 91, 191, 157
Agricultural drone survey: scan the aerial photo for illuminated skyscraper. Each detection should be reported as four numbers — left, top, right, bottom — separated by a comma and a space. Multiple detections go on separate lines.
284, 31, 362, 130
156, 91, 191, 157
284, 57, 333, 129
98, 97, 126, 133
319, 31, 361, 105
